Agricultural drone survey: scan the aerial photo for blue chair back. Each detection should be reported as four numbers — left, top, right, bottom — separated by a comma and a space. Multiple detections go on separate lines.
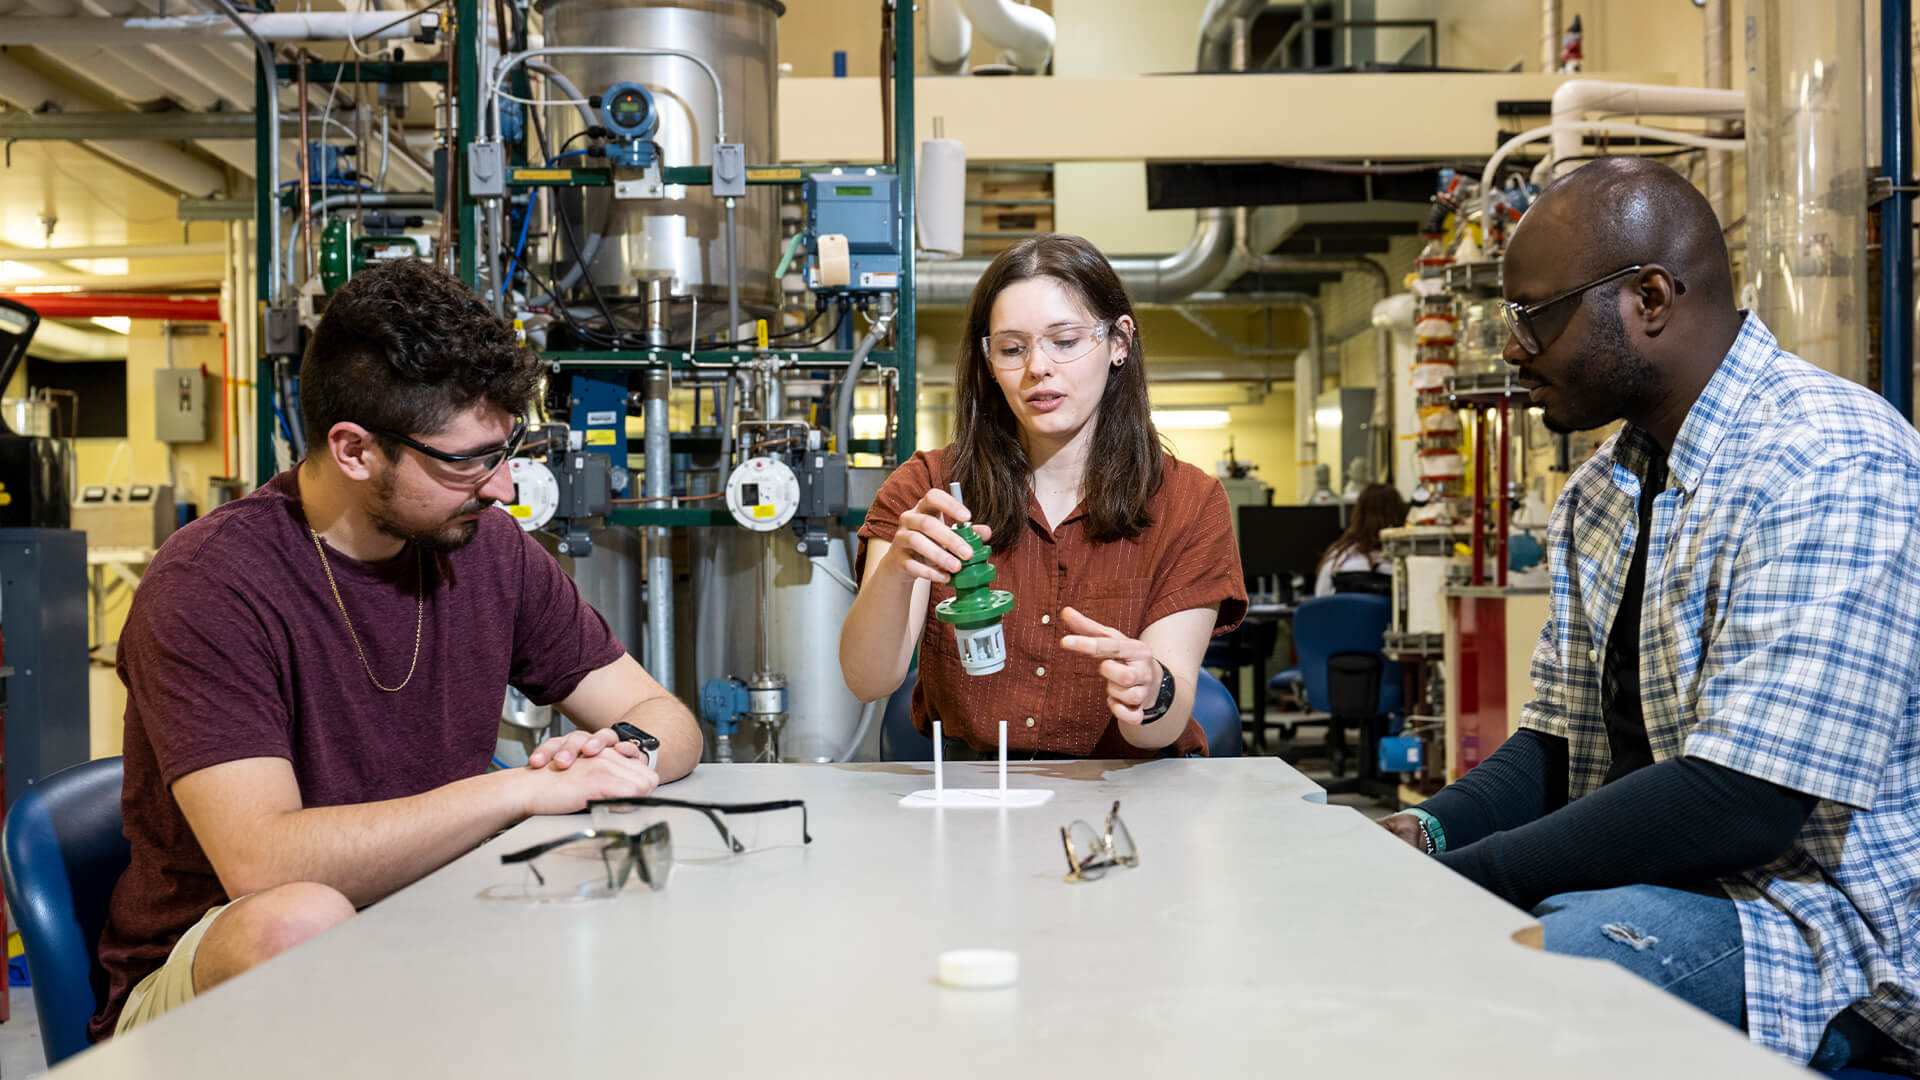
1292, 594, 1402, 717
1192, 668, 1243, 758
1, 757, 129, 1065
880, 667, 934, 761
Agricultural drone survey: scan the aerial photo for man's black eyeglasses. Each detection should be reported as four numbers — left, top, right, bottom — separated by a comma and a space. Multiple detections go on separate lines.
587, 796, 812, 854
369, 416, 528, 478
1501, 264, 1685, 356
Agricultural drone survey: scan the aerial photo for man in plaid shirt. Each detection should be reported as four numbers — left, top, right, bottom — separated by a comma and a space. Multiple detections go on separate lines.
1380, 157, 1920, 1073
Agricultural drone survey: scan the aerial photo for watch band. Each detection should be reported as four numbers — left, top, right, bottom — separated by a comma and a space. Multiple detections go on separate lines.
612, 722, 660, 770
1404, 807, 1447, 854
1140, 661, 1177, 723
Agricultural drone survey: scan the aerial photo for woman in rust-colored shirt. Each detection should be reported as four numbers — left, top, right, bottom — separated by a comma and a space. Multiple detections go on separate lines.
841, 234, 1247, 758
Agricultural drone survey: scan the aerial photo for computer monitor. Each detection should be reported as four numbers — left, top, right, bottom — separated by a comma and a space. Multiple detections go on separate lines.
1237, 505, 1347, 584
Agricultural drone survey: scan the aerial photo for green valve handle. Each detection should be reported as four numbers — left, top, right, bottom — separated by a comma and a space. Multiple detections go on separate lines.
932, 484, 1014, 676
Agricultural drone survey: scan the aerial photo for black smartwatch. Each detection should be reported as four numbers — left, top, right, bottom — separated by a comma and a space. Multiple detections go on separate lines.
612, 722, 660, 769
1139, 661, 1177, 723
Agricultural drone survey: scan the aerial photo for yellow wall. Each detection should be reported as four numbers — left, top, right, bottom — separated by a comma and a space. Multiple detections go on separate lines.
38, 321, 236, 756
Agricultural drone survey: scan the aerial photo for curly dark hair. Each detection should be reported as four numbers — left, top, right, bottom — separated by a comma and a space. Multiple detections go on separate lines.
300, 259, 540, 453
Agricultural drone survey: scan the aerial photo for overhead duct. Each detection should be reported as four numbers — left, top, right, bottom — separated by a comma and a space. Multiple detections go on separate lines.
957, 0, 1053, 72
915, 208, 1234, 307
1195, 0, 1266, 72
927, 0, 971, 74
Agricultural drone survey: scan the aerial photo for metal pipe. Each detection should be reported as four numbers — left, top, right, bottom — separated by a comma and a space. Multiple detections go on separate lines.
488, 46, 725, 149
213, 0, 280, 300
1703, 0, 1733, 224
1196, 0, 1266, 71
1884, 0, 1915, 420
0, 295, 222, 320
285, 193, 437, 290
0, 242, 225, 263
642, 369, 675, 692
725, 197, 740, 344
1496, 401, 1510, 587
0, 12, 435, 45
915, 208, 1233, 306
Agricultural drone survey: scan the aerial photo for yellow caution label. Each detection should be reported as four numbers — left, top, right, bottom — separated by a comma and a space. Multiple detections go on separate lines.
747, 167, 803, 181
586, 429, 617, 446
755, 319, 769, 349
508, 504, 533, 519
514, 168, 574, 182
753, 503, 777, 518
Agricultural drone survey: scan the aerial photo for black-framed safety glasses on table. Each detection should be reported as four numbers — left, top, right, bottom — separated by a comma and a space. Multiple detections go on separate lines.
499, 797, 812, 902
499, 821, 674, 902
587, 796, 812, 855
1061, 800, 1138, 883
1500, 264, 1686, 356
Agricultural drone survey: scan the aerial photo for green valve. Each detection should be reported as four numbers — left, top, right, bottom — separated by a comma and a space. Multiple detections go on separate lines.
933, 486, 1014, 676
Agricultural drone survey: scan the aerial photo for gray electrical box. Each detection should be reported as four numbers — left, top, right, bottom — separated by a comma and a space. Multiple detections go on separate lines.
155, 368, 207, 443
0, 528, 90, 811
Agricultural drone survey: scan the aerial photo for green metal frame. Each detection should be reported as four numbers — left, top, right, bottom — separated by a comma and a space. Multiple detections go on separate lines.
251, 1, 919, 501
251, 56, 451, 487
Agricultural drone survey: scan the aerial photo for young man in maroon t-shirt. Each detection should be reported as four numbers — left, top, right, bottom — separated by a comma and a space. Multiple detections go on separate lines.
90, 260, 703, 1041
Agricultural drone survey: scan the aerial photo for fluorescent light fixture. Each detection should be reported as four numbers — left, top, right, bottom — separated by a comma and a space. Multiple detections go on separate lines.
90, 316, 131, 335
0, 260, 45, 279
1151, 408, 1232, 430
852, 413, 888, 440
10, 284, 83, 294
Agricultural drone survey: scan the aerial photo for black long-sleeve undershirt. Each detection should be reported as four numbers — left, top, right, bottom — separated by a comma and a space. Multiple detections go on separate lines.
1430, 746, 1818, 911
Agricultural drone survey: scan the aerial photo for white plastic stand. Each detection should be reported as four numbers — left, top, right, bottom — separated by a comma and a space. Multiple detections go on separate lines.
899, 720, 1054, 808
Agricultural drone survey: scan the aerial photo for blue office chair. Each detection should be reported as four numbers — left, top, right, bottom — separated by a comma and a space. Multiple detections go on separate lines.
1191, 668, 1243, 758
1, 757, 130, 1065
1289, 594, 1402, 779
883, 665, 1244, 759
880, 666, 934, 762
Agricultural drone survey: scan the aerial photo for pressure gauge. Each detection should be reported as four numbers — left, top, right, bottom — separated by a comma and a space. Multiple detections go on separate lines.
725, 456, 800, 532
501, 458, 559, 530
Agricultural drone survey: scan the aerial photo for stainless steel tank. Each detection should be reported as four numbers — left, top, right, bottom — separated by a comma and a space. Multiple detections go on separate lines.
687, 467, 886, 762
536, 0, 783, 337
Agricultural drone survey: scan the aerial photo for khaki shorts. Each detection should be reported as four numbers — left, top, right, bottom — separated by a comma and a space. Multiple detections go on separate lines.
113, 902, 230, 1036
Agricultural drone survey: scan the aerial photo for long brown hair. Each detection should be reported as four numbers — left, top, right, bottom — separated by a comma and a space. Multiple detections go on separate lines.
950, 234, 1163, 552
1318, 483, 1409, 573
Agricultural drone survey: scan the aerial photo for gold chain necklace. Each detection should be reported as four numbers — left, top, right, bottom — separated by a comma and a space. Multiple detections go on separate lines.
310, 528, 424, 693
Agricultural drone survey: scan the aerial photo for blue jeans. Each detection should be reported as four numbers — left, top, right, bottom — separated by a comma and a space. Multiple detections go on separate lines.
1533, 884, 1896, 1073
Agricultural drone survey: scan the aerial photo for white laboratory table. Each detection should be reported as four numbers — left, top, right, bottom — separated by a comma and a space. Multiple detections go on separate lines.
52, 759, 1804, 1079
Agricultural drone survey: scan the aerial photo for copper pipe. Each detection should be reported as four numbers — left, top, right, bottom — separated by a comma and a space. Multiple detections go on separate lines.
297, 52, 314, 283
1495, 402, 1510, 588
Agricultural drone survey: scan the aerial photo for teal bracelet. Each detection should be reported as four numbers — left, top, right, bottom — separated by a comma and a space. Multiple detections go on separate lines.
1405, 807, 1447, 854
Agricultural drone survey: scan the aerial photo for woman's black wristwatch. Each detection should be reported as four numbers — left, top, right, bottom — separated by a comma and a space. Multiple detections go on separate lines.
1140, 662, 1177, 723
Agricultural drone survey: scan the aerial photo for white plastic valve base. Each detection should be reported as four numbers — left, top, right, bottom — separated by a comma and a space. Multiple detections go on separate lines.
937, 949, 1019, 990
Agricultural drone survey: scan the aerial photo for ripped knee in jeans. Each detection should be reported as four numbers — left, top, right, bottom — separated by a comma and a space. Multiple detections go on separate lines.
1601, 922, 1662, 951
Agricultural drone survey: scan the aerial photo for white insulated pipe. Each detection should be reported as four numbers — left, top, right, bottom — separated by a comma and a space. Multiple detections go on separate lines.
0, 13, 436, 46
1546, 80, 1746, 176
957, 0, 1055, 72
927, 0, 972, 73
1482, 120, 1746, 227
